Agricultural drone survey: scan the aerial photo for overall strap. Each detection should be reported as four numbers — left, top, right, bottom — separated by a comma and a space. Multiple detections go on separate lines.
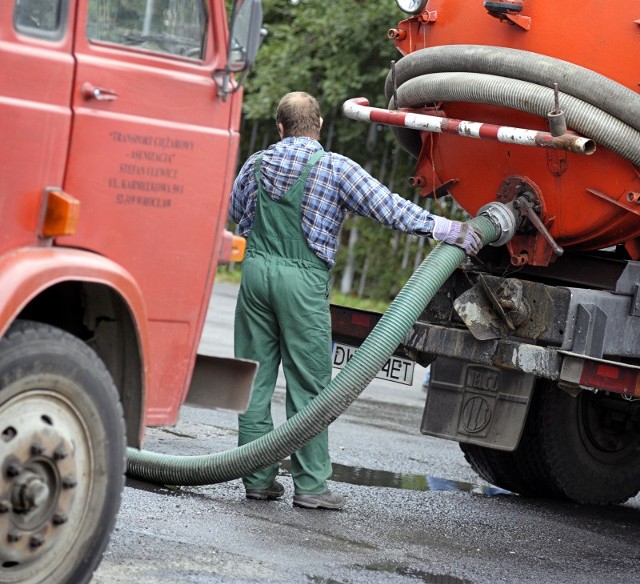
294, 149, 325, 189
247, 148, 328, 270
253, 149, 325, 198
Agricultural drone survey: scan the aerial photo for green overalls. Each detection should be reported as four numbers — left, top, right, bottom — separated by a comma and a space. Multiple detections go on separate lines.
234, 149, 333, 495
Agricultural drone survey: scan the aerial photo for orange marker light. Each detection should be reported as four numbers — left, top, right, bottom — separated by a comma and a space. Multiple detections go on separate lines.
230, 234, 246, 263
218, 231, 246, 264
42, 190, 81, 237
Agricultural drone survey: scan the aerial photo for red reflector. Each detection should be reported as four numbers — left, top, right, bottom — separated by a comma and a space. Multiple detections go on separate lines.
580, 361, 640, 396
352, 314, 372, 328
595, 363, 619, 378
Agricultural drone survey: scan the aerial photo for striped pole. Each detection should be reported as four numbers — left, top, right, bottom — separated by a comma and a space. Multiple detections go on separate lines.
343, 97, 596, 155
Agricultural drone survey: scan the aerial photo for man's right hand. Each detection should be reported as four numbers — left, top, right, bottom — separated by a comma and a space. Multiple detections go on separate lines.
431, 216, 483, 256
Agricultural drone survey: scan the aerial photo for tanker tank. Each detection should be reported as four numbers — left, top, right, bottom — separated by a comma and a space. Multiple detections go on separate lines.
385, 0, 640, 267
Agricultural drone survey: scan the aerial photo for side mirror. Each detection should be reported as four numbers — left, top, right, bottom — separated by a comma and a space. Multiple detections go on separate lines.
217, 0, 264, 100
229, 0, 263, 72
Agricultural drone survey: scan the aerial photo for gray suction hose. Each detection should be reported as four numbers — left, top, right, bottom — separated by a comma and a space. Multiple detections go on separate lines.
396, 72, 640, 167
126, 210, 509, 486
384, 45, 640, 133
384, 45, 640, 167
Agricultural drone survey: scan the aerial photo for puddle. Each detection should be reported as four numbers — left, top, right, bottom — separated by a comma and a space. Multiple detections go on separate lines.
330, 463, 511, 495
365, 562, 471, 584
127, 460, 511, 498
284, 461, 511, 496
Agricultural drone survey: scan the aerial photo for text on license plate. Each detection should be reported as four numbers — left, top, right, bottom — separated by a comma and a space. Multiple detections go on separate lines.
331, 342, 414, 386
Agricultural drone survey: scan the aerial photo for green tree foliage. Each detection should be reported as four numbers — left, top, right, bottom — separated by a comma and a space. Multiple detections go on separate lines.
233, 0, 464, 304
240, 0, 403, 163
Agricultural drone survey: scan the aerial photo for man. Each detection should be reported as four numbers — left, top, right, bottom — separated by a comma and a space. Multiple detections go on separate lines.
229, 92, 481, 510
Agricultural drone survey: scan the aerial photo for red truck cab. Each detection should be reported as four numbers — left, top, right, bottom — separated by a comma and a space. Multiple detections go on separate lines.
0, 1, 261, 581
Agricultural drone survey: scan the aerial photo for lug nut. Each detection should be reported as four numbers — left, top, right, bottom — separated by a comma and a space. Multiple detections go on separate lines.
61, 476, 77, 489
29, 534, 45, 548
0, 500, 11, 514
53, 446, 68, 461
52, 512, 68, 526
7, 530, 22, 543
6, 463, 22, 478
30, 442, 45, 456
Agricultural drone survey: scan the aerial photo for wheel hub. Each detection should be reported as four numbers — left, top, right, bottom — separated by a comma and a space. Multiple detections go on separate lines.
1, 397, 78, 569
12, 470, 51, 513
578, 392, 640, 463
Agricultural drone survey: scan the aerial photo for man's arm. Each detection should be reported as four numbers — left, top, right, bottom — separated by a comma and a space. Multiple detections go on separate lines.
337, 157, 434, 234
337, 157, 481, 255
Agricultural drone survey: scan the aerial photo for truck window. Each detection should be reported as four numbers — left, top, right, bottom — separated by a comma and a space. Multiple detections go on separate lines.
86, 0, 207, 60
14, 0, 66, 38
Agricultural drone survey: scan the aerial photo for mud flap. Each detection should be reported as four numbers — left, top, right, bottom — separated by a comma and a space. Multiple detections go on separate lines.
421, 356, 534, 451
185, 354, 258, 413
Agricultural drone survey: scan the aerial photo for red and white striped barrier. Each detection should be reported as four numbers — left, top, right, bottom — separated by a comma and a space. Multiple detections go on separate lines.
343, 97, 596, 155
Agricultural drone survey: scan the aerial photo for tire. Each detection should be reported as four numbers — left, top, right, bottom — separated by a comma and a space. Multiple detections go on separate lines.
461, 379, 640, 504
460, 382, 563, 499
460, 443, 536, 496
0, 320, 126, 583
534, 380, 640, 504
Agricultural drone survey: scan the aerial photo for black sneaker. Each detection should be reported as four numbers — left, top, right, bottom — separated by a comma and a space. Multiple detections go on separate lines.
245, 480, 285, 501
293, 490, 346, 510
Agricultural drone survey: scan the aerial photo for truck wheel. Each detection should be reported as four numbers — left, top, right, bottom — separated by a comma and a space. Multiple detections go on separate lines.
460, 382, 564, 499
531, 380, 640, 504
462, 380, 640, 504
0, 320, 126, 583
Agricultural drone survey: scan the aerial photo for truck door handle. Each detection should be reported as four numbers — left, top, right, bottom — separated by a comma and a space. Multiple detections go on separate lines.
81, 82, 119, 101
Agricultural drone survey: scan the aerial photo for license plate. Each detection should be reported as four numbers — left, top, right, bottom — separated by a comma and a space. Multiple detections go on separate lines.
331, 342, 415, 386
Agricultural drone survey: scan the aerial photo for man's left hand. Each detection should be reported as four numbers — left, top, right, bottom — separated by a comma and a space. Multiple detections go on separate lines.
431, 217, 483, 256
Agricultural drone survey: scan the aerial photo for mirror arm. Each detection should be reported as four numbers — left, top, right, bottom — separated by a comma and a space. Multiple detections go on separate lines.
216, 0, 239, 101
220, 65, 231, 102
215, 0, 262, 101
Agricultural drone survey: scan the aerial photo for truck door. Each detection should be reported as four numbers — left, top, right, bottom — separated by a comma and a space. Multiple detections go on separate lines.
0, 1, 75, 254
64, 0, 239, 422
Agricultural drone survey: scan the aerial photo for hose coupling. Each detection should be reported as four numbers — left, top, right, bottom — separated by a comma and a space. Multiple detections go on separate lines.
476, 201, 517, 246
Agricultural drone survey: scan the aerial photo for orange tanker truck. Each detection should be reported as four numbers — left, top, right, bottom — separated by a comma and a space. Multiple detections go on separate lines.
0, 1, 262, 582
336, 0, 640, 505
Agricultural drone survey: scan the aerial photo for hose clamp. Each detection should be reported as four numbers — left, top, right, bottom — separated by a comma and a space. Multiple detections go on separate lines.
477, 201, 517, 246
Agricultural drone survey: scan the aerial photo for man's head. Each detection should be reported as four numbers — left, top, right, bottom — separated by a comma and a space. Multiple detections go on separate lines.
276, 92, 323, 140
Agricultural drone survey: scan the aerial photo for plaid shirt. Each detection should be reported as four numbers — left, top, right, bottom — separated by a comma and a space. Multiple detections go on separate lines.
229, 137, 435, 268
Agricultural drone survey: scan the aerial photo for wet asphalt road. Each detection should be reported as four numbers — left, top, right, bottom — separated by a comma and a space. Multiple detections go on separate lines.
93, 282, 640, 584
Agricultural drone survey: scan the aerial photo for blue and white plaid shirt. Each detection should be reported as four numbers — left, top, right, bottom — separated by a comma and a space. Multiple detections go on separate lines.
229, 137, 436, 268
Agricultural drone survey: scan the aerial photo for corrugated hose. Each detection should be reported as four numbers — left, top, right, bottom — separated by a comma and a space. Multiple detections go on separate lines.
126, 213, 504, 486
